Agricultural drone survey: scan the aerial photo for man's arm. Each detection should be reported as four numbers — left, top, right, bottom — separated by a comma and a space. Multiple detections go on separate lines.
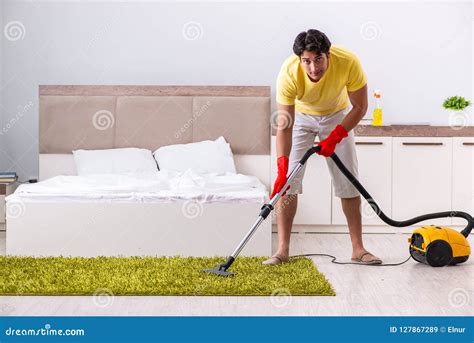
340, 84, 368, 132
275, 103, 295, 157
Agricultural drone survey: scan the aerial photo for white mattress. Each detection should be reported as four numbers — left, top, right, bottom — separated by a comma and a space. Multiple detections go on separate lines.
6, 170, 268, 204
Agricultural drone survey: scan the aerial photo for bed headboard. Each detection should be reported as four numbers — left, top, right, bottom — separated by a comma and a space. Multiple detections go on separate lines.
39, 85, 271, 188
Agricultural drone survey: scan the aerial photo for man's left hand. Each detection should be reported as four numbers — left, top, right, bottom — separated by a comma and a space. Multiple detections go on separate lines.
316, 124, 348, 157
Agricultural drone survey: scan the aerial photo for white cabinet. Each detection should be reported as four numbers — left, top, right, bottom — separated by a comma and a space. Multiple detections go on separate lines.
452, 137, 474, 226
392, 137, 452, 226
271, 137, 332, 225
331, 136, 392, 225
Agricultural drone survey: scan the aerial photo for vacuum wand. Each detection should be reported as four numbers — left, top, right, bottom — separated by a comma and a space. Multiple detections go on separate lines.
203, 146, 321, 277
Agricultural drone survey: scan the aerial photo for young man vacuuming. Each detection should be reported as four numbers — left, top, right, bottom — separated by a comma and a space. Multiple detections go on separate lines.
263, 29, 382, 266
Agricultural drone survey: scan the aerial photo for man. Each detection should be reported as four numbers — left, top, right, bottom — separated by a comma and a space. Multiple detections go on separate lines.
263, 29, 382, 265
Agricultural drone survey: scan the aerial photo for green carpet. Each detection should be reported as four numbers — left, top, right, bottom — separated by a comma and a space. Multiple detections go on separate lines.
0, 256, 335, 296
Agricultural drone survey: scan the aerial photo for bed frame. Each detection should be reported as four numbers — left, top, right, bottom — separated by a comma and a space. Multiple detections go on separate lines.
6, 85, 272, 257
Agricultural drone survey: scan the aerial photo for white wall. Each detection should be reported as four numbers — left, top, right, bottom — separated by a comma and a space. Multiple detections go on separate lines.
0, 0, 472, 180
0, 1, 4, 172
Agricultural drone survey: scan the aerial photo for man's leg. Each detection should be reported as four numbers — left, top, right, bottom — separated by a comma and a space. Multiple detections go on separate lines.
274, 194, 298, 258
341, 195, 365, 258
341, 195, 381, 262
319, 109, 381, 263
263, 112, 316, 265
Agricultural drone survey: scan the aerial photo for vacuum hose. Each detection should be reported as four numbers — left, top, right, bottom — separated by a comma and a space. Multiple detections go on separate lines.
329, 153, 473, 238
204, 145, 473, 276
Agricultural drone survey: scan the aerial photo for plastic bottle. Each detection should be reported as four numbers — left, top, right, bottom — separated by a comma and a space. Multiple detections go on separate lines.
372, 90, 383, 126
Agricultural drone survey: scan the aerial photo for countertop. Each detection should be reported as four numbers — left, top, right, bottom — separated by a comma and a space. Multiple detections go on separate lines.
353, 125, 474, 137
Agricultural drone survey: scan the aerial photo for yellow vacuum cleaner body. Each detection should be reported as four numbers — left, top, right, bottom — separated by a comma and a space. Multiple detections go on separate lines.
409, 225, 471, 267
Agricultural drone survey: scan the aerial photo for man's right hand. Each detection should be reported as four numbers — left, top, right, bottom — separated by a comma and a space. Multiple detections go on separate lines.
272, 103, 295, 199
271, 156, 290, 199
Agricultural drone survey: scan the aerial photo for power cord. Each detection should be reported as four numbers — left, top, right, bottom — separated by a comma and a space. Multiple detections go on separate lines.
292, 253, 412, 266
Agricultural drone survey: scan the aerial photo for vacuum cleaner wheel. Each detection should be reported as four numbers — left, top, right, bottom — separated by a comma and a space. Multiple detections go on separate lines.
426, 240, 453, 267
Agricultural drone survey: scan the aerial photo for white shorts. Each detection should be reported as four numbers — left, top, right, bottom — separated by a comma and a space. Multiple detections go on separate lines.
286, 108, 360, 198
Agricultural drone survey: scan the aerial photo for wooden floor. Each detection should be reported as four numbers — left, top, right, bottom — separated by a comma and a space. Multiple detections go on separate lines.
0, 229, 472, 316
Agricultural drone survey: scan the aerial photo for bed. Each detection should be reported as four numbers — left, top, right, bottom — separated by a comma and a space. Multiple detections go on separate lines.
5, 85, 272, 257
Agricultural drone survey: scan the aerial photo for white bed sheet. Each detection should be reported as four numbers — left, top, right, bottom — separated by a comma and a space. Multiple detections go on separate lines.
5, 170, 268, 203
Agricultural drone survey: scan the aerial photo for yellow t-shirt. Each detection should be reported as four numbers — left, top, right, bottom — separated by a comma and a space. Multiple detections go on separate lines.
276, 45, 367, 115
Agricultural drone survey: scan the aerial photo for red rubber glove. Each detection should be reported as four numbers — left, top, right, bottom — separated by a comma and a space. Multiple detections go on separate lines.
271, 156, 290, 198
317, 124, 348, 157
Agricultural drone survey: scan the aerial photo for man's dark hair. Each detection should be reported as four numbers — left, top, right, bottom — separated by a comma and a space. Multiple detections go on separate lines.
292, 29, 331, 56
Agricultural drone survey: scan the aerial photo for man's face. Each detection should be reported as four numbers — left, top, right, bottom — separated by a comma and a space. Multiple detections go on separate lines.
300, 50, 330, 82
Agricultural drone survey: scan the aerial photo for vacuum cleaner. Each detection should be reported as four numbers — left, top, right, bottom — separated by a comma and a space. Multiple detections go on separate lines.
204, 145, 472, 276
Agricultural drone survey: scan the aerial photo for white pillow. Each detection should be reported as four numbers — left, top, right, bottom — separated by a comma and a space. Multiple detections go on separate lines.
153, 136, 237, 174
72, 148, 158, 176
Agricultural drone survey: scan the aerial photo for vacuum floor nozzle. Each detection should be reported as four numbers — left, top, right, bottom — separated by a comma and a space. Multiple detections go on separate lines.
203, 264, 235, 277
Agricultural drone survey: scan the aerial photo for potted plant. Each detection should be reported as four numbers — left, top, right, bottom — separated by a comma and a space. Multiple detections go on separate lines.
443, 95, 471, 129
